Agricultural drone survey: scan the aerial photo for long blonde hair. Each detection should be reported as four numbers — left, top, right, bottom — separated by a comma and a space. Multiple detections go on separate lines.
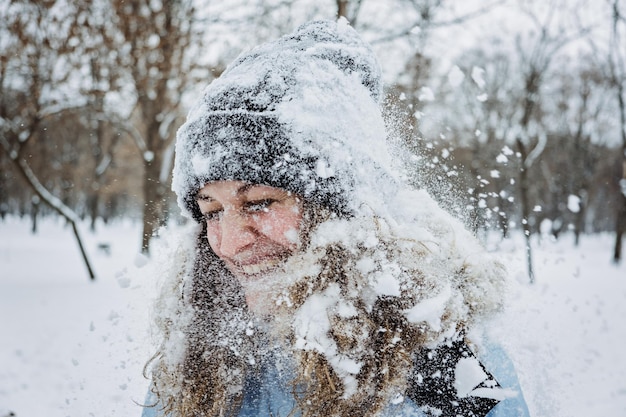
144, 210, 506, 417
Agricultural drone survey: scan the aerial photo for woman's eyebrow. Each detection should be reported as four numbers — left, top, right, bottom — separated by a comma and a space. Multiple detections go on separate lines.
195, 192, 214, 202
237, 183, 254, 194
196, 183, 254, 201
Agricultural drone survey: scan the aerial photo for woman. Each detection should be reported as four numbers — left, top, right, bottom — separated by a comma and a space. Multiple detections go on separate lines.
142, 19, 530, 417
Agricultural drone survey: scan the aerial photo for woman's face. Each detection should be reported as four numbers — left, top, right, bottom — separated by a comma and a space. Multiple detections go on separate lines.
196, 180, 304, 280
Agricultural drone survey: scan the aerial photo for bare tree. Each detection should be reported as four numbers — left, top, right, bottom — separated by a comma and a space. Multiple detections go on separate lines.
607, 0, 626, 263
508, 0, 593, 282
82, 13, 129, 231
108, 0, 205, 253
549, 60, 613, 245
0, 0, 96, 279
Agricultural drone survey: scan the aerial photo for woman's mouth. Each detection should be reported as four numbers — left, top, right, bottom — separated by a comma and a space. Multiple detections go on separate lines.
239, 258, 283, 275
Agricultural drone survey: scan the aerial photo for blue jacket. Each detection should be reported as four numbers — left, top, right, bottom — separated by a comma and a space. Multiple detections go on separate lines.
141, 342, 529, 417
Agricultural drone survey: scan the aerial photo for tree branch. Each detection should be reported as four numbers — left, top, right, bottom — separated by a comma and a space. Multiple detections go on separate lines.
0, 133, 96, 280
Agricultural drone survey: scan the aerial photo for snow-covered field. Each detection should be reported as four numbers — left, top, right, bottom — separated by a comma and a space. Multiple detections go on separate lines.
0, 216, 625, 417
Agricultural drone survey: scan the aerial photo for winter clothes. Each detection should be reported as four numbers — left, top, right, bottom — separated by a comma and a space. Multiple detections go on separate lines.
141, 339, 530, 417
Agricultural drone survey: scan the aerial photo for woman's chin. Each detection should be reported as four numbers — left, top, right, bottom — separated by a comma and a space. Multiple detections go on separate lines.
225, 260, 286, 315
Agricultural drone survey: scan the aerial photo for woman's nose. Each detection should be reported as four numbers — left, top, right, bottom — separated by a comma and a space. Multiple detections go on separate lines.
218, 210, 257, 257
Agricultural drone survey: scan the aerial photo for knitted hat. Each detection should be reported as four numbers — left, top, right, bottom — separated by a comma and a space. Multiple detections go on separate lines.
172, 18, 398, 222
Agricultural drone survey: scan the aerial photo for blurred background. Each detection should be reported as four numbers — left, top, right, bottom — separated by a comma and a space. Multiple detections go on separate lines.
1, 0, 625, 271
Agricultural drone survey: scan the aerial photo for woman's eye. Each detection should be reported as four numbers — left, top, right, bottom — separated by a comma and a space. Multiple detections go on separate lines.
202, 210, 222, 221
245, 199, 276, 213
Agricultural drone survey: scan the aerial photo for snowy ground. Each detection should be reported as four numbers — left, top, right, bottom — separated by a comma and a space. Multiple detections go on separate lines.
0, 216, 625, 417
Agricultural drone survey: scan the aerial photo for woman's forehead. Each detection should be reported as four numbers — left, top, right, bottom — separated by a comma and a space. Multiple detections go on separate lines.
197, 181, 291, 199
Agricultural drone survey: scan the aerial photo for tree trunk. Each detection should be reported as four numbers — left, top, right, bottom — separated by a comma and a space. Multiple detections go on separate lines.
8, 152, 96, 280
613, 95, 626, 262
135, 81, 172, 253
613, 89, 626, 262
337, 0, 348, 19
89, 193, 99, 232
615, 165, 626, 263
519, 166, 535, 283
517, 138, 535, 283
574, 194, 586, 247
615, 200, 625, 263
498, 212, 509, 239
611, 0, 626, 263
140, 147, 168, 254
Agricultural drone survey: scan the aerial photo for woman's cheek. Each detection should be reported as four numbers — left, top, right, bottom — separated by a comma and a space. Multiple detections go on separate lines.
205, 223, 222, 253
270, 208, 303, 246
283, 227, 300, 245
257, 216, 279, 239
255, 212, 286, 244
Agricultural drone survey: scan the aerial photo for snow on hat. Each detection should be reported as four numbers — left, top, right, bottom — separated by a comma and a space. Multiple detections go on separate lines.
172, 18, 400, 222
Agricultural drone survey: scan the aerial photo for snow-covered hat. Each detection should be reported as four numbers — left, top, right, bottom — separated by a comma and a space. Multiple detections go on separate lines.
172, 18, 399, 222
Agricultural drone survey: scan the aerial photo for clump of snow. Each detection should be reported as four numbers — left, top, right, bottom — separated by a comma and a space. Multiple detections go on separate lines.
371, 263, 402, 297
293, 284, 363, 398
133, 253, 149, 268
471, 66, 486, 89
567, 195, 581, 213
404, 284, 452, 331
448, 65, 465, 87
418, 86, 435, 101
283, 227, 300, 244
454, 356, 489, 397
454, 356, 516, 401
116, 275, 131, 289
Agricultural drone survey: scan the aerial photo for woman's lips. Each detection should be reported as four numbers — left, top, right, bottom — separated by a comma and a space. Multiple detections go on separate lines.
227, 253, 289, 276
239, 258, 282, 275
225, 244, 294, 277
